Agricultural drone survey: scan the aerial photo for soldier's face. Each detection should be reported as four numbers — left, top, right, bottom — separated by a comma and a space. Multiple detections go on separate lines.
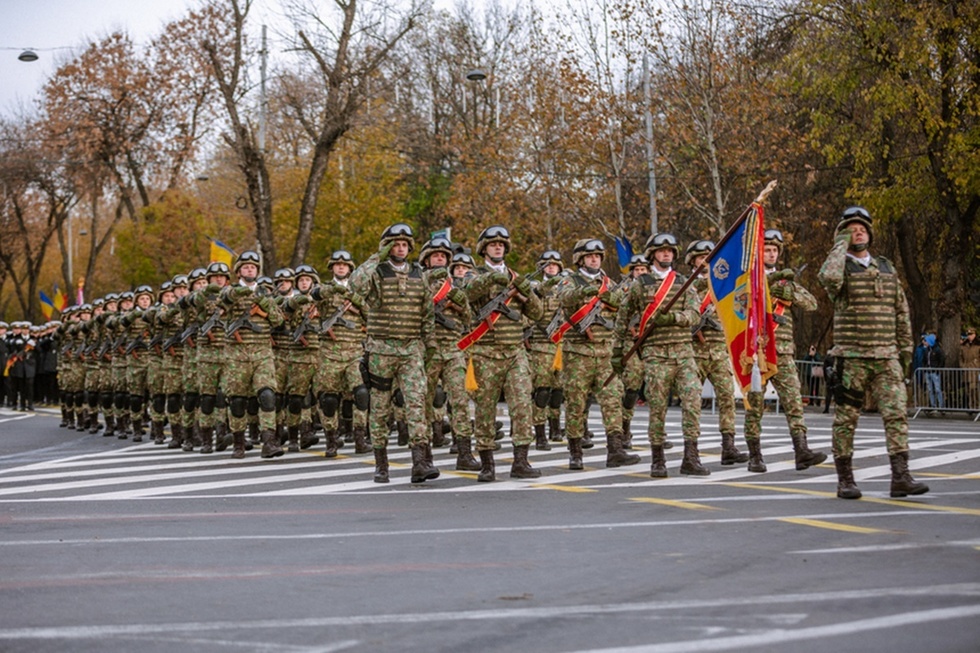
192, 279, 208, 292
582, 253, 602, 269
390, 240, 410, 259
239, 263, 259, 280
485, 242, 506, 260
332, 263, 350, 278
693, 254, 708, 270
105, 302, 118, 312
848, 223, 870, 248
137, 295, 152, 309
427, 252, 448, 268
543, 263, 560, 277
120, 300, 134, 311
452, 266, 468, 279
175, 287, 189, 298
210, 275, 228, 288
632, 266, 649, 277
162, 292, 176, 305
763, 244, 780, 267
653, 248, 674, 268
297, 276, 313, 292
277, 280, 293, 294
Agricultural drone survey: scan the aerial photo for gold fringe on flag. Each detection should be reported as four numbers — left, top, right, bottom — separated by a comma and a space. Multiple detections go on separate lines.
465, 357, 479, 392
552, 344, 563, 371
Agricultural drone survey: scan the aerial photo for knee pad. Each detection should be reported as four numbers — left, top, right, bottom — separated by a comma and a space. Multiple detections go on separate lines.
392, 388, 405, 408
353, 385, 370, 411
100, 392, 113, 410
114, 392, 129, 411
257, 387, 276, 412
167, 393, 182, 414
246, 396, 259, 416
318, 392, 340, 417
341, 398, 353, 419
130, 394, 144, 413
75, 392, 86, 408
200, 394, 216, 415
549, 388, 564, 409
622, 388, 639, 410
533, 386, 550, 409
288, 394, 305, 415
432, 385, 447, 409
229, 396, 248, 418
152, 394, 167, 414
87, 391, 99, 409
183, 392, 200, 413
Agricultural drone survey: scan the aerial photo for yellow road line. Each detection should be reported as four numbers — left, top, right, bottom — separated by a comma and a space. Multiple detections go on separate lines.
531, 484, 597, 493
629, 497, 720, 511
777, 517, 891, 534
723, 482, 980, 517
915, 472, 980, 479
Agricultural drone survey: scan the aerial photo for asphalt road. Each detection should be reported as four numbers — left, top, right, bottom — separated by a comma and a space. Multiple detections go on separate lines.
0, 405, 978, 653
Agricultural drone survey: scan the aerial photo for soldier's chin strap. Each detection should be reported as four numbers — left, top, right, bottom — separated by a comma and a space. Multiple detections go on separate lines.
850, 242, 868, 252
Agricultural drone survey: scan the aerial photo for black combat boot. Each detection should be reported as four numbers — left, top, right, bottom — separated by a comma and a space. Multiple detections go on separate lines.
299, 422, 319, 450
199, 425, 214, 454
324, 428, 339, 459
396, 420, 409, 447
581, 428, 595, 449
339, 415, 353, 443
567, 436, 584, 470
621, 418, 634, 450
249, 422, 262, 446
746, 438, 767, 473
231, 431, 246, 459
431, 421, 447, 448
889, 451, 929, 498
116, 414, 130, 439
170, 423, 186, 450
260, 428, 284, 458
791, 431, 828, 470
650, 444, 667, 478
60, 406, 71, 428
215, 423, 232, 452
88, 414, 103, 434
606, 431, 641, 467
410, 443, 440, 483
455, 437, 481, 471
720, 432, 749, 465
103, 414, 116, 438
373, 447, 389, 483
131, 416, 145, 443
287, 425, 301, 453
679, 439, 710, 476
834, 455, 861, 499
353, 426, 371, 454
510, 444, 541, 479
152, 421, 166, 445
477, 449, 495, 482
534, 423, 551, 451
548, 416, 563, 442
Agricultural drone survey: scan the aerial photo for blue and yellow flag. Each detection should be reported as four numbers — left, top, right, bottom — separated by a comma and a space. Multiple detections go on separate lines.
39, 291, 55, 320
209, 238, 236, 267
614, 235, 634, 273
705, 202, 777, 392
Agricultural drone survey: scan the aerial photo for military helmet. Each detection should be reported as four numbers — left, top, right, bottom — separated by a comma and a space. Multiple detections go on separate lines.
134, 285, 154, 300
234, 250, 262, 275
379, 223, 415, 251
157, 281, 174, 301
293, 264, 320, 285
0, 321, 7, 329
476, 225, 511, 256
171, 274, 188, 288
327, 250, 354, 270
206, 261, 231, 280
572, 238, 605, 267
92, 297, 105, 308
685, 239, 715, 267
837, 206, 874, 245
119, 291, 135, 302
104, 292, 120, 303
273, 267, 295, 284
450, 252, 475, 274
257, 276, 274, 293
79, 303, 93, 313
643, 232, 679, 260
763, 229, 784, 254
188, 267, 208, 284
627, 254, 650, 273
537, 250, 564, 272
419, 236, 454, 266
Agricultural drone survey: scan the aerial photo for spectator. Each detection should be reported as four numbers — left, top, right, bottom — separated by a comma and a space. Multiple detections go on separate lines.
922, 333, 945, 413
822, 353, 837, 413
961, 327, 979, 412
803, 345, 823, 406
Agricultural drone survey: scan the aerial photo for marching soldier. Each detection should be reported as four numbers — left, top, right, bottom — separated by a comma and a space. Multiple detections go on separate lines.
122, 286, 155, 442
620, 255, 659, 450
349, 224, 439, 484
108, 292, 135, 437
219, 251, 285, 459
614, 233, 708, 477
420, 237, 480, 471
280, 264, 322, 453
94, 294, 120, 435
527, 250, 565, 449
818, 206, 928, 499
271, 267, 297, 447
744, 229, 826, 471
555, 239, 640, 470
460, 225, 545, 482
145, 283, 174, 444
178, 268, 209, 450
685, 240, 750, 467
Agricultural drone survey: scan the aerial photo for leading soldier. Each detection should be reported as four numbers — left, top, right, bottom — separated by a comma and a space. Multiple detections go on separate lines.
818, 207, 928, 499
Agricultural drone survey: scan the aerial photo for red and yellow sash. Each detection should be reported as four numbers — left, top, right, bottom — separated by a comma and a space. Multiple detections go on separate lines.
457, 272, 516, 351
549, 276, 609, 344
432, 278, 453, 304
638, 270, 677, 335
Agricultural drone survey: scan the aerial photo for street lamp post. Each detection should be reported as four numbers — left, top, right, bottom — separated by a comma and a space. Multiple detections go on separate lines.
466, 68, 486, 132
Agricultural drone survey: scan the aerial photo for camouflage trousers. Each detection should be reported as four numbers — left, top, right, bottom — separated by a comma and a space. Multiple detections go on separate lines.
745, 353, 805, 440
126, 353, 150, 421
528, 346, 562, 426
110, 360, 128, 417
641, 345, 702, 444
563, 346, 623, 440
470, 346, 534, 451
621, 349, 644, 424
832, 357, 908, 457
316, 354, 367, 430
222, 343, 277, 432
696, 354, 736, 435
425, 350, 473, 439
181, 348, 199, 428
284, 352, 317, 428
368, 343, 428, 448
196, 345, 226, 428
147, 353, 166, 423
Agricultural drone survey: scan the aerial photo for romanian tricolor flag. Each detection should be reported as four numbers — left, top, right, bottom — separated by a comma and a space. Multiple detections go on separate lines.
52, 285, 68, 312
209, 238, 236, 267
39, 291, 55, 320
705, 202, 778, 392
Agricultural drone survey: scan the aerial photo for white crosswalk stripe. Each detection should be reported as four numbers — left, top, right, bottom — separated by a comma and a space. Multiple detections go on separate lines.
1, 408, 977, 501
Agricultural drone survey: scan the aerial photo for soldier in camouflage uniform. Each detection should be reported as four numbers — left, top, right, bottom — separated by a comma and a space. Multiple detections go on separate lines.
818, 206, 928, 499
121, 285, 155, 442
279, 264, 323, 453
92, 294, 119, 436
220, 251, 285, 459
686, 240, 749, 467
614, 233, 709, 477
60, 307, 88, 430
108, 292, 135, 438
155, 277, 191, 448
312, 250, 371, 457
81, 298, 107, 433
145, 282, 175, 445
350, 224, 439, 484
555, 239, 640, 470
744, 229, 827, 472
460, 225, 544, 482
176, 268, 208, 450
271, 267, 296, 447
420, 237, 480, 471
527, 250, 565, 449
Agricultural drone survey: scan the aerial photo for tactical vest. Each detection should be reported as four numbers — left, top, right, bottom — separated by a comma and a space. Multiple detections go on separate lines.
636, 271, 692, 349
222, 287, 277, 346
561, 272, 617, 348
692, 276, 725, 346
366, 262, 426, 341
528, 277, 563, 348
469, 266, 526, 349
833, 257, 900, 352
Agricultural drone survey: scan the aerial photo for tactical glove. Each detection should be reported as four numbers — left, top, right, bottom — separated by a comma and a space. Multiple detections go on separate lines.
653, 311, 675, 327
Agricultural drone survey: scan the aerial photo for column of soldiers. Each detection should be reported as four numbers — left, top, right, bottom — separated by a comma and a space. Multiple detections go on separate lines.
35, 208, 930, 498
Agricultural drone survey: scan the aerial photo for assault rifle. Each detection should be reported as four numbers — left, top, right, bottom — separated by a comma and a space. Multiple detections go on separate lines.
177, 321, 200, 347
96, 338, 114, 361
225, 314, 261, 343
199, 308, 223, 341
148, 331, 166, 355
291, 306, 319, 345
319, 301, 357, 340
123, 335, 146, 356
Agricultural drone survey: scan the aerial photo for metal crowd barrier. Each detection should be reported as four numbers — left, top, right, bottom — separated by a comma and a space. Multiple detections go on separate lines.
910, 366, 980, 420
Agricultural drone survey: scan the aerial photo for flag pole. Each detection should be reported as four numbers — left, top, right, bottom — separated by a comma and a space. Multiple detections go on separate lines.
604, 180, 777, 387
